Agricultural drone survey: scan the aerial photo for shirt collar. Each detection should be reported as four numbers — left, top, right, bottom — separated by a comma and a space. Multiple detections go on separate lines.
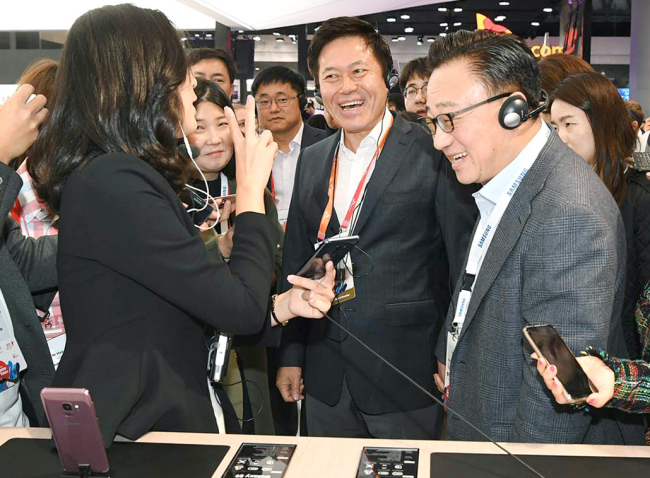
474, 121, 551, 207
340, 108, 393, 157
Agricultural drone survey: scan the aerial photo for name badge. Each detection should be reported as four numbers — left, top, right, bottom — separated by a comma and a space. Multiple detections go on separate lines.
0, 309, 27, 392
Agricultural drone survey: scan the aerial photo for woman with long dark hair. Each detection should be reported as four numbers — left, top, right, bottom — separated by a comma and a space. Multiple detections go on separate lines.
28, 4, 334, 444
551, 72, 650, 360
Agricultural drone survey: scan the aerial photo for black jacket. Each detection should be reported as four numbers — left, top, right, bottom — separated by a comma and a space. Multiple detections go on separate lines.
620, 169, 650, 358
52, 153, 280, 445
278, 113, 478, 414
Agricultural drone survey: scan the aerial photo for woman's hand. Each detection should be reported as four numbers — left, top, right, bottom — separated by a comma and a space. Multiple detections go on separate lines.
273, 261, 336, 325
532, 353, 615, 407
0, 84, 48, 164
224, 96, 277, 215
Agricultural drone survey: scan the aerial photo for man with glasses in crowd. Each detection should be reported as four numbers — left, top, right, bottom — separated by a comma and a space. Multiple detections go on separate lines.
427, 30, 643, 444
275, 17, 476, 440
399, 57, 431, 118
252, 66, 326, 227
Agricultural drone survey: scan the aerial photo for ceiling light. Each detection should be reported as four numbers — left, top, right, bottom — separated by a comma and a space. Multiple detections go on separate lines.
391, 37, 399, 42
440, 32, 447, 37
543, 8, 553, 13
405, 27, 414, 33
238, 30, 244, 33
440, 22, 448, 27
276, 37, 284, 42
499, 1, 510, 5
438, 7, 447, 12
495, 16, 506, 21
531, 21, 540, 26
194, 34, 200, 37
401, 14, 410, 19
454, 8, 462, 12
273, 32, 281, 36
206, 33, 212, 38
398, 36, 406, 41
427, 37, 435, 43
252, 36, 261, 41
417, 41, 423, 46
255, 67, 260, 71
387, 17, 396, 22
180, 37, 188, 42
454, 22, 462, 27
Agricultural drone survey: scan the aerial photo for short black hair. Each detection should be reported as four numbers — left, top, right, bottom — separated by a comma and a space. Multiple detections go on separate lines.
251, 66, 306, 99
194, 78, 233, 111
428, 30, 541, 110
399, 57, 432, 91
388, 92, 405, 112
187, 48, 237, 84
308, 17, 393, 86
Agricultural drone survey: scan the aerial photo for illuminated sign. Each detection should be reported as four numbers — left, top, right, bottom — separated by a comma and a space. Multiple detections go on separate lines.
531, 45, 564, 57
476, 13, 512, 34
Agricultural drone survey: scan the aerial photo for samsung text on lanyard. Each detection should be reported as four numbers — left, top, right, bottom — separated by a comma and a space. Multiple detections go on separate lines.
444, 162, 534, 394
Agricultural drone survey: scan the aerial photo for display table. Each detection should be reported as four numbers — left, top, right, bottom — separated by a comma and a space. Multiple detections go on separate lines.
1, 427, 649, 477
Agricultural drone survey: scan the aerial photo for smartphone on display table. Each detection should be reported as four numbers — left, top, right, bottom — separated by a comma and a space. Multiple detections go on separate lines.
523, 325, 596, 404
40, 388, 110, 474
295, 235, 360, 279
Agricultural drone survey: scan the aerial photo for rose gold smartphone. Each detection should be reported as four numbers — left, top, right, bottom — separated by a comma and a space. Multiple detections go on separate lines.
523, 325, 597, 404
40, 388, 110, 474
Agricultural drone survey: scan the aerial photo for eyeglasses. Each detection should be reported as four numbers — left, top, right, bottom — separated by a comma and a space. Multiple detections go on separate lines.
256, 96, 299, 109
417, 92, 512, 136
403, 84, 428, 100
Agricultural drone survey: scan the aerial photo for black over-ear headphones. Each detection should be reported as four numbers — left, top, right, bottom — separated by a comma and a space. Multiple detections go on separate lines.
498, 90, 549, 130
299, 93, 308, 110
314, 63, 401, 104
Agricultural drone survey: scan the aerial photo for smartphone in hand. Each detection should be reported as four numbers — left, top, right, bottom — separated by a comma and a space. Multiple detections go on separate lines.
523, 325, 596, 403
41, 388, 110, 474
295, 235, 359, 279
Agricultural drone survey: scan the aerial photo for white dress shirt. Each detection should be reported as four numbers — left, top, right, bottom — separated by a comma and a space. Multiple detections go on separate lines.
635, 129, 649, 153
334, 109, 393, 232
471, 121, 550, 277
272, 122, 304, 224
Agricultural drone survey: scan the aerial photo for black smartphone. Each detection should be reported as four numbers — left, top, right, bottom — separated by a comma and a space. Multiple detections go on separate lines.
523, 324, 596, 403
295, 235, 360, 279
632, 152, 650, 171
185, 188, 214, 226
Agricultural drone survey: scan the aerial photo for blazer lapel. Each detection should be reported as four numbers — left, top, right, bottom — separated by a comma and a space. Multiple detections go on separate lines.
351, 115, 413, 236
456, 132, 559, 343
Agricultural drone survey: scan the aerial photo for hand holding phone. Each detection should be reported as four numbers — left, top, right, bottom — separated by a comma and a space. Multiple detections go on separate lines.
295, 236, 360, 279
523, 325, 596, 404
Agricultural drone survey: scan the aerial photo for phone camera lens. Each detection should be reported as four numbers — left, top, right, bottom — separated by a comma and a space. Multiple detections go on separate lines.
62, 403, 72, 411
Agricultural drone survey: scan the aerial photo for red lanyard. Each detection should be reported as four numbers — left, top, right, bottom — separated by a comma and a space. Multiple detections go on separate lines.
317, 116, 393, 241
270, 174, 276, 202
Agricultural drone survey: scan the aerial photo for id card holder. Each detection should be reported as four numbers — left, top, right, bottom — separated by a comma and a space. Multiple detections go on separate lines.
333, 253, 356, 304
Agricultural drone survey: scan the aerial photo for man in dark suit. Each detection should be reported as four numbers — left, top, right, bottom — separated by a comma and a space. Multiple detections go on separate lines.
252, 66, 326, 228
251, 66, 326, 436
276, 17, 477, 439
429, 30, 643, 444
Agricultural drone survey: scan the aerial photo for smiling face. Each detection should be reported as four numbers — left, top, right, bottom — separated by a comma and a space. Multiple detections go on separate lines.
404, 74, 428, 117
426, 58, 511, 185
317, 36, 388, 148
187, 101, 234, 180
550, 99, 596, 165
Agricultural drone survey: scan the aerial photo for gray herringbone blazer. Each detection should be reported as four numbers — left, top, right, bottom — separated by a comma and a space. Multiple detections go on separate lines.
436, 129, 644, 444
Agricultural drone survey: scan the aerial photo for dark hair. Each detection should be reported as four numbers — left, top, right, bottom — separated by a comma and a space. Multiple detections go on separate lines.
625, 100, 645, 126
387, 92, 405, 112
398, 111, 421, 123
29, 4, 190, 213
187, 48, 237, 84
193, 79, 236, 179
306, 113, 328, 130
427, 30, 541, 110
12, 58, 59, 170
553, 72, 634, 205
399, 57, 432, 91
251, 66, 306, 99
308, 17, 393, 85
538, 53, 593, 110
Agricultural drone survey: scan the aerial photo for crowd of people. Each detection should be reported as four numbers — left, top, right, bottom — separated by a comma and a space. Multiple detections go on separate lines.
1, 3, 650, 448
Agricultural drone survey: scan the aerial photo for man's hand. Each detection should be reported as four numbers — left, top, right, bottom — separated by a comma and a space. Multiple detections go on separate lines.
434, 360, 445, 393
0, 84, 48, 164
276, 366, 304, 402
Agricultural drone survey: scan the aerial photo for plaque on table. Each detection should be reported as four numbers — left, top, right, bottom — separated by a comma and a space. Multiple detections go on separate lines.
357, 447, 419, 478
222, 443, 296, 478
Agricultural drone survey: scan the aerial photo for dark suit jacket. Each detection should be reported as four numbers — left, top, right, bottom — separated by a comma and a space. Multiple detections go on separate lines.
0, 163, 57, 425
436, 130, 644, 444
52, 153, 280, 445
278, 113, 478, 414
301, 122, 327, 149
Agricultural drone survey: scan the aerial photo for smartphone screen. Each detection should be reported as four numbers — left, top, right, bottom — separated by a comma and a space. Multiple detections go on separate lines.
524, 325, 594, 401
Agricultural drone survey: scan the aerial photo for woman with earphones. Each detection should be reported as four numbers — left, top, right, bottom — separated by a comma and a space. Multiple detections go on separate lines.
28, 4, 335, 445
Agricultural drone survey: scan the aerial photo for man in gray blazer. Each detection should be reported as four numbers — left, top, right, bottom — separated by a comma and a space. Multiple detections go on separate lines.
427, 31, 643, 444
0, 85, 57, 426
